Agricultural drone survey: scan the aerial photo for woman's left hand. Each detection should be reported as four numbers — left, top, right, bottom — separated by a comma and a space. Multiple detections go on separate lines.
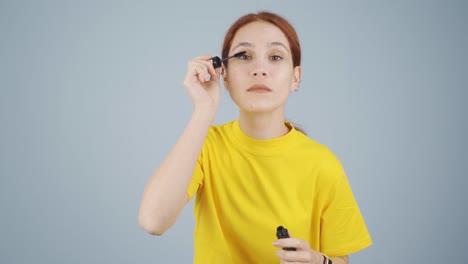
273, 237, 322, 264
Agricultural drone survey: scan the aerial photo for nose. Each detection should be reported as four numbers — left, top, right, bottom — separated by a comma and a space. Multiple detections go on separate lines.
251, 63, 268, 77
253, 71, 267, 77
250, 57, 269, 77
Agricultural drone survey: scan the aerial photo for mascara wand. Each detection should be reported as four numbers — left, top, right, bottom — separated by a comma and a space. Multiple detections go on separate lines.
210, 51, 246, 68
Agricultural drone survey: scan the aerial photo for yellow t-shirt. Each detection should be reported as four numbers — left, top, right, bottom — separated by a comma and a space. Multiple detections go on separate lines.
187, 120, 372, 263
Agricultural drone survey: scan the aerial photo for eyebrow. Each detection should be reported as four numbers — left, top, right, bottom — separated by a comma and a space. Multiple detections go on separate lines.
269, 41, 289, 52
231, 41, 290, 53
231, 42, 253, 52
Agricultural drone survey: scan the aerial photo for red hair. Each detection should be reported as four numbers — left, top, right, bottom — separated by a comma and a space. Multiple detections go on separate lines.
221, 11, 301, 68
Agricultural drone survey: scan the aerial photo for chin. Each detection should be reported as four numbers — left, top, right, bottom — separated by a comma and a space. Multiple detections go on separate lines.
232, 96, 285, 114
242, 103, 279, 113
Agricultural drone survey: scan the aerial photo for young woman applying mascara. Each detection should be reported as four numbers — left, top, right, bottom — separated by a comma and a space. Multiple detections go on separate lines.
139, 11, 372, 264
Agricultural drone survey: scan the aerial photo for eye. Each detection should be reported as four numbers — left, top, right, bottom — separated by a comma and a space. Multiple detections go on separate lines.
239, 54, 251, 60
270, 55, 283, 61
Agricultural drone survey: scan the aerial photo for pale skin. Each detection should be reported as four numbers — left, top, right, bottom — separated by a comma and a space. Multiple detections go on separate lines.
138, 21, 348, 264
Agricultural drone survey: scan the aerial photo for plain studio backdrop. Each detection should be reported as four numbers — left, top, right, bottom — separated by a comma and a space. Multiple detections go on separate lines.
1, 1, 467, 263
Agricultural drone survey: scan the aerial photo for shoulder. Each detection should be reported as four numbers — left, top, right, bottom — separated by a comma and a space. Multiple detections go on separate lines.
206, 120, 236, 139
293, 133, 346, 185
295, 132, 342, 166
209, 120, 236, 133
200, 120, 238, 149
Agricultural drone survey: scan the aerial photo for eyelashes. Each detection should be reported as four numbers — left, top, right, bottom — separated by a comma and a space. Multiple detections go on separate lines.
212, 50, 286, 68
270, 55, 283, 61
237, 53, 284, 61
238, 54, 251, 60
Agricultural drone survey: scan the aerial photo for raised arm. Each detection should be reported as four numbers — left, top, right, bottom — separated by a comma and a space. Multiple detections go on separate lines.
138, 55, 221, 235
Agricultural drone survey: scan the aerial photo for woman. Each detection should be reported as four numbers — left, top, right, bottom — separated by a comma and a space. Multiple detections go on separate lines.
139, 11, 372, 263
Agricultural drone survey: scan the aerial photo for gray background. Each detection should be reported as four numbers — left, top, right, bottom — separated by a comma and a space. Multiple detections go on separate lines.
1, 0, 467, 263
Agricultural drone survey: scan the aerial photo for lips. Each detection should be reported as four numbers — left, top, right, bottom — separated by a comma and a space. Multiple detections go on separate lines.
247, 84, 272, 92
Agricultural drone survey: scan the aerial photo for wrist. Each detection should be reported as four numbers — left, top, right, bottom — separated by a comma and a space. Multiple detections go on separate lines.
321, 254, 332, 264
314, 251, 332, 264
313, 251, 323, 264
194, 99, 219, 112
192, 106, 217, 121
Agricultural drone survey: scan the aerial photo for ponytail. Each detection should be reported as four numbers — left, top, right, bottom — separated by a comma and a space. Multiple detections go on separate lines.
288, 121, 307, 135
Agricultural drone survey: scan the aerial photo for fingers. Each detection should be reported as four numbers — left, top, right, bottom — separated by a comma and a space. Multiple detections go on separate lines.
274, 238, 315, 263
187, 55, 218, 83
277, 250, 312, 263
273, 237, 308, 251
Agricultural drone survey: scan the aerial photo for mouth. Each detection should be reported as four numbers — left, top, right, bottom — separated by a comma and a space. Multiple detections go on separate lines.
247, 84, 272, 93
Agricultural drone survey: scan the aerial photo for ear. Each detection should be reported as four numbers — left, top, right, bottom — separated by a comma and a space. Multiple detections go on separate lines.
222, 65, 229, 90
290, 66, 302, 92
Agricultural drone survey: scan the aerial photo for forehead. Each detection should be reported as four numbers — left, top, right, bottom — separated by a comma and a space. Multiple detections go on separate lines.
231, 21, 290, 50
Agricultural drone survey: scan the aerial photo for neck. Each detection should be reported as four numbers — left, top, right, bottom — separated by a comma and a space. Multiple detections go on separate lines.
238, 109, 290, 140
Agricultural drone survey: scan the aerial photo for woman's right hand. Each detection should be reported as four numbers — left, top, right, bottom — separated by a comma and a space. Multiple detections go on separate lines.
183, 55, 222, 110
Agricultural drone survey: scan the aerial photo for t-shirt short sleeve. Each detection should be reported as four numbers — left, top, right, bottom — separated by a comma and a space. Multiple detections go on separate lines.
320, 172, 372, 256
187, 151, 204, 200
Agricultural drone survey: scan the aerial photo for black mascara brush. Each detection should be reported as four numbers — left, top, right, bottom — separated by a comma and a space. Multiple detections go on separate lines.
210, 51, 246, 68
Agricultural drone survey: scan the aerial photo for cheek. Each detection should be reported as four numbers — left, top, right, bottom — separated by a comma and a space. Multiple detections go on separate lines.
227, 67, 245, 78
275, 70, 295, 86
225, 69, 245, 89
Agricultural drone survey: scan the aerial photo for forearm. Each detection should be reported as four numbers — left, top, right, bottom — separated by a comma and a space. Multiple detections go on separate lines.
330, 255, 349, 264
313, 252, 348, 264
138, 107, 215, 235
